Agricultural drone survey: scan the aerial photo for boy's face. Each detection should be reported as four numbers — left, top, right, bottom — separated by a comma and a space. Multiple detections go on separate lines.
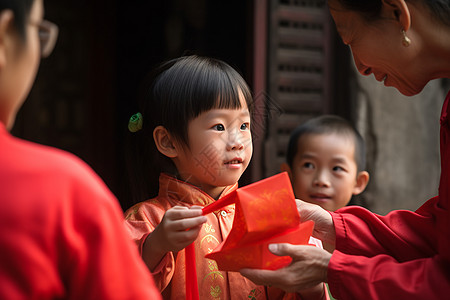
287, 133, 363, 211
172, 95, 252, 199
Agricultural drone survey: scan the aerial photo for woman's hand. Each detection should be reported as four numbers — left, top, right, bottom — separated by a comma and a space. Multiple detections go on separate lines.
240, 243, 331, 293
143, 205, 207, 271
296, 199, 336, 249
297, 283, 328, 300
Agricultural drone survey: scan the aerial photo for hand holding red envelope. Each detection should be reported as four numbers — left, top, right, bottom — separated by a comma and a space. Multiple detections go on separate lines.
185, 172, 315, 299
202, 172, 314, 272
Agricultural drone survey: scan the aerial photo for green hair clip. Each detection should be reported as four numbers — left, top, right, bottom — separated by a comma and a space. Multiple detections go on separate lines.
128, 112, 143, 132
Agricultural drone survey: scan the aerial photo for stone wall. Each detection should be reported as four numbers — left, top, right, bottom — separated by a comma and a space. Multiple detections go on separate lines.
350, 63, 444, 215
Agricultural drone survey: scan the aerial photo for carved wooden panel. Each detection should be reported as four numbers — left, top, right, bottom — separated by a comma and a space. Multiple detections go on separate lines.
264, 0, 335, 176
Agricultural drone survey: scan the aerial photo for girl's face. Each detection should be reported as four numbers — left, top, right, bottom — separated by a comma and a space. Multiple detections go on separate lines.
1, 0, 42, 130
329, 0, 429, 96
288, 133, 362, 212
173, 93, 253, 199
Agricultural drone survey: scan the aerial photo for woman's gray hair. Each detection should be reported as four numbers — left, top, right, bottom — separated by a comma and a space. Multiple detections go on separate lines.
331, 0, 450, 27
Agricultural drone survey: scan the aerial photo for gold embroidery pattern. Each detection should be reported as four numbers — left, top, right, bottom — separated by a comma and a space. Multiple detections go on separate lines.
124, 206, 142, 220
201, 223, 224, 298
207, 260, 217, 271
247, 288, 262, 299
203, 260, 224, 281
210, 285, 222, 298
201, 234, 220, 245
247, 188, 297, 229
204, 223, 216, 233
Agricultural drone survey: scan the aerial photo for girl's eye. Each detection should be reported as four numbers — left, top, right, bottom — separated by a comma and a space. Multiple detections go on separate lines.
240, 122, 250, 130
303, 162, 314, 169
213, 124, 225, 131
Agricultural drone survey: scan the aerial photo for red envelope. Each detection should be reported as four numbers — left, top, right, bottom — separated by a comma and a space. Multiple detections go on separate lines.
202, 172, 314, 272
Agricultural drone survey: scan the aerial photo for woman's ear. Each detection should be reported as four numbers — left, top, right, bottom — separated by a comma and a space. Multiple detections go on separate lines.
153, 126, 178, 158
381, 0, 411, 31
0, 10, 14, 69
352, 171, 370, 195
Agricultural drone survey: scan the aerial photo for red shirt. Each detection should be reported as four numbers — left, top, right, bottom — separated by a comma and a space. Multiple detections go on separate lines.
327, 92, 450, 299
0, 123, 161, 300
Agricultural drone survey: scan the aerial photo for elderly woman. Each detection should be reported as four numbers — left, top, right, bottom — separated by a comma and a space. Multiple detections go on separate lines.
241, 0, 450, 299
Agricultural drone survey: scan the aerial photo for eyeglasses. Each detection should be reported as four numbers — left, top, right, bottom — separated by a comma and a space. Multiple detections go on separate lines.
30, 20, 59, 58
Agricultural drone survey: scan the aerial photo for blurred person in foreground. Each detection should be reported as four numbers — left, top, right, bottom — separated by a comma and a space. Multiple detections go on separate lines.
0, 0, 161, 298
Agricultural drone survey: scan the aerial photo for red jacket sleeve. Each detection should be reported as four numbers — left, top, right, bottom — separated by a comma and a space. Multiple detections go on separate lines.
331, 198, 439, 260
327, 196, 450, 299
328, 250, 450, 299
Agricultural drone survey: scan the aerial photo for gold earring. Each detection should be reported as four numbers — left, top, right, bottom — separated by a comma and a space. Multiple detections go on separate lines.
401, 29, 411, 47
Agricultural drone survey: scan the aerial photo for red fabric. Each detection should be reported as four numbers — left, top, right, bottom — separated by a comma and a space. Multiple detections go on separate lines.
185, 243, 199, 300
327, 91, 450, 299
0, 123, 161, 300
202, 173, 313, 272
124, 173, 299, 300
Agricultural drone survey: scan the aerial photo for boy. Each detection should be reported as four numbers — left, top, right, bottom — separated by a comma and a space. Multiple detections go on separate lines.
281, 115, 369, 212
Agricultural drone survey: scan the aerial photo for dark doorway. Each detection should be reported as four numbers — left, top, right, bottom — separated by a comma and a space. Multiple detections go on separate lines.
14, 0, 252, 210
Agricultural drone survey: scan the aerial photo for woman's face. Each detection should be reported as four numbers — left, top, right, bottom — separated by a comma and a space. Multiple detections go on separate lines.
328, 0, 429, 96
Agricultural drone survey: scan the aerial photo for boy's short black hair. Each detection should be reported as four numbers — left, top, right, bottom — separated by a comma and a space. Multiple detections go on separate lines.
286, 115, 366, 172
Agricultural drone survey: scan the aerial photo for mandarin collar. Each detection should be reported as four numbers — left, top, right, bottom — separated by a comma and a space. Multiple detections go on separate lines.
157, 173, 238, 207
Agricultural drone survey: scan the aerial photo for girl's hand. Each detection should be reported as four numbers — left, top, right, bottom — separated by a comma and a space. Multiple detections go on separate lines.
142, 205, 207, 271
154, 205, 207, 253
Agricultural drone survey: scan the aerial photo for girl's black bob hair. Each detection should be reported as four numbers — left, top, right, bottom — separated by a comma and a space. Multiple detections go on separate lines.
141, 55, 253, 146
126, 55, 253, 205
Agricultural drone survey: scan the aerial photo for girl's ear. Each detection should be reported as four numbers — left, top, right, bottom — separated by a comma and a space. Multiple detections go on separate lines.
280, 163, 293, 179
381, 0, 411, 31
0, 10, 14, 69
352, 171, 370, 195
153, 126, 178, 158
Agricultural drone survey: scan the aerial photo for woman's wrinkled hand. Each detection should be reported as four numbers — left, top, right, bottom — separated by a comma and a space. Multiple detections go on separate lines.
296, 199, 336, 248
240, 243, 331, 293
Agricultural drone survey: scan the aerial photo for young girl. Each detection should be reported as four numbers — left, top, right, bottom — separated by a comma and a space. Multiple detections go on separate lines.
124, 56, 308, 299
